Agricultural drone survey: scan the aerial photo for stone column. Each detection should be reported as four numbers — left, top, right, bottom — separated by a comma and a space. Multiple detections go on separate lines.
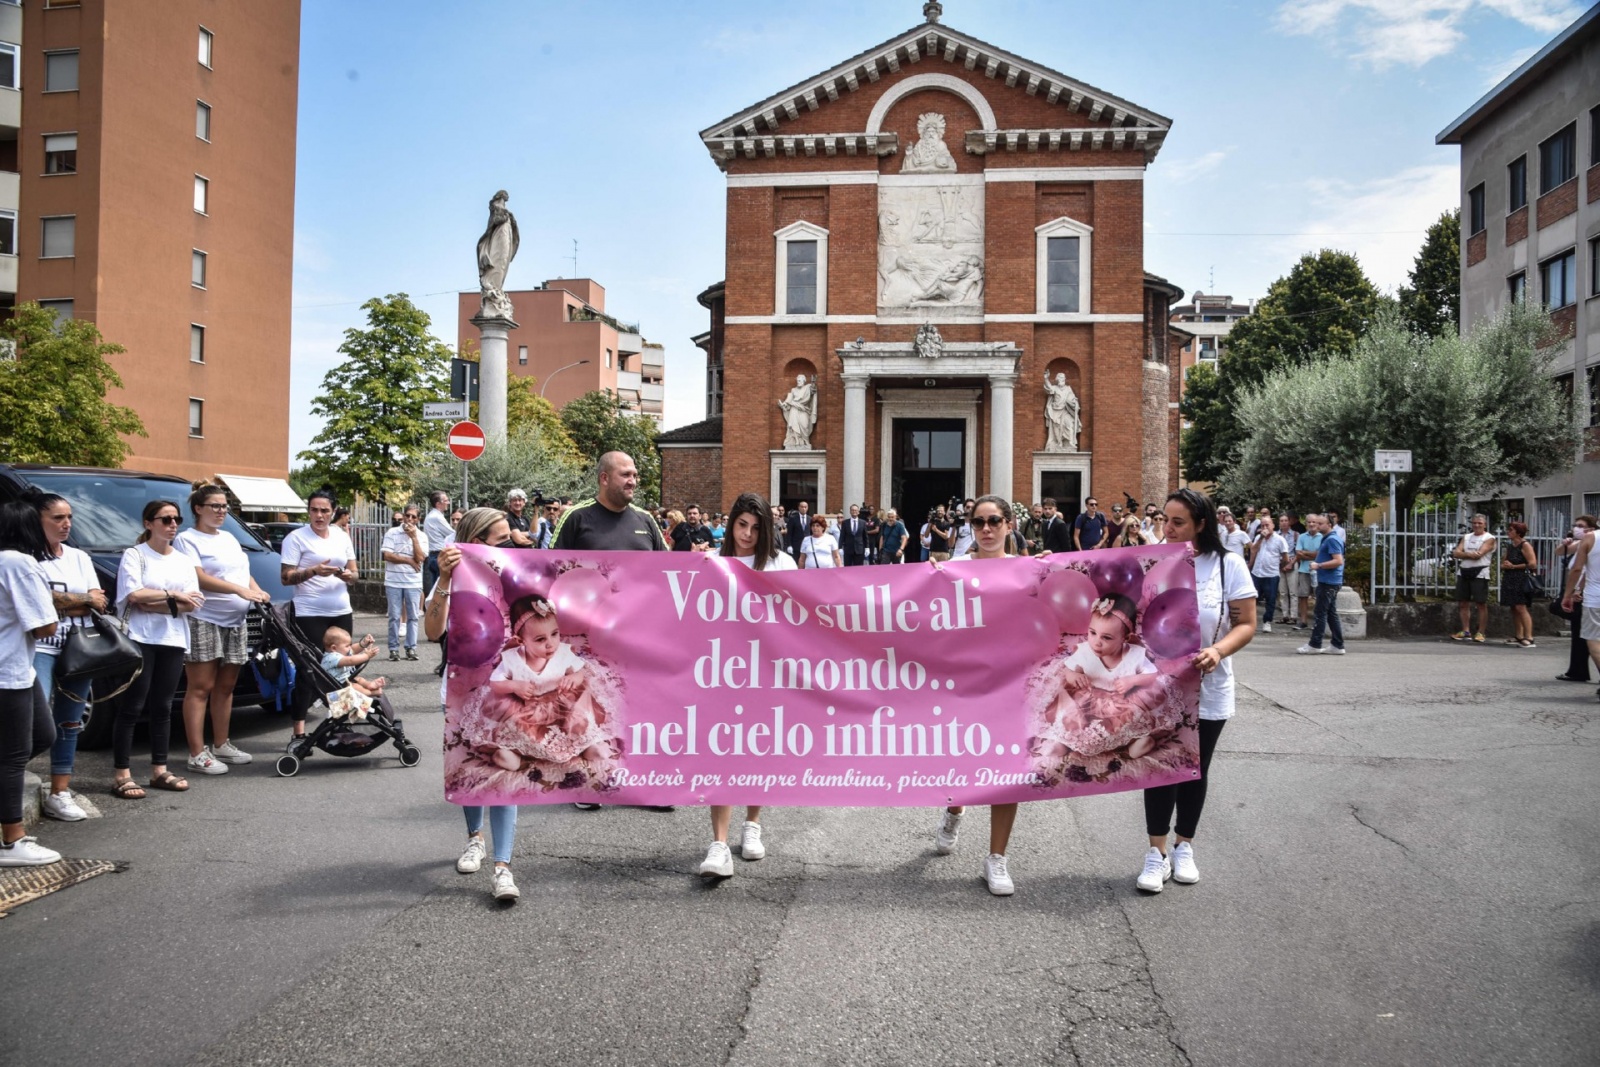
470, 314, 518, 447
988, 372, 1016, 499
842, 373, 870, 507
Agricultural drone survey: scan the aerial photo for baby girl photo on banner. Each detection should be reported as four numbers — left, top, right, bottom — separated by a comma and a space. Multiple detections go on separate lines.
442, 543, 1204, 808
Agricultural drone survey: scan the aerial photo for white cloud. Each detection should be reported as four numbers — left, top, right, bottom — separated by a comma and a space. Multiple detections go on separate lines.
1275, 0, 1582, 68
1482, 43, 1539, 87
1161, 149, 1232, 185
1287, 162, 1460, 292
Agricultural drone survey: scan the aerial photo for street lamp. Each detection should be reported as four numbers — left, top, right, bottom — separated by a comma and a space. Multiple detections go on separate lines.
539, 358, 591, 398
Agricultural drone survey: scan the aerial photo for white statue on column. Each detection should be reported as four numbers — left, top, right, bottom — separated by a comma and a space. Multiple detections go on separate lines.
779, 374, 819, 450
1043, 371, 1081, 452
475, 189, 519, 320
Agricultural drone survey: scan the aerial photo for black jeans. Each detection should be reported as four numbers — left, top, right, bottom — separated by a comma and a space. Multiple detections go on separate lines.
113, 642, 186, 771
1, 681, 52, 824
1144, 717, 1226, 840
292, 613, 352, 725
1309, 582, 1345, 650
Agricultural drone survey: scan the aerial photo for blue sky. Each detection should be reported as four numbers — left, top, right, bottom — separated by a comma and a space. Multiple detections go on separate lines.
288, 0, 1586, 462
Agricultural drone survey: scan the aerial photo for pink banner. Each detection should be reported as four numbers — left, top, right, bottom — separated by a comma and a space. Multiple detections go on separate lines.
443, 544, 1203, 808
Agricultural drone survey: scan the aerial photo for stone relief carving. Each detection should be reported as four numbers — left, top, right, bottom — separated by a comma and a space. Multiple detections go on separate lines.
779, 374, 819, 450
1043, 372, 1081, 452
878, 181, 985, 311
914, 322, 945, 359
475, 189, 519, 320
901, 112, 956, 174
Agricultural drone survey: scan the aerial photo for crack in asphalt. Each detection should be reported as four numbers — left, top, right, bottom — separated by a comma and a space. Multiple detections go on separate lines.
1238, 684, 1362, 748
720, 861, 803, 1066
1226, 750, 1457, 767
1349, 803, 1413, 855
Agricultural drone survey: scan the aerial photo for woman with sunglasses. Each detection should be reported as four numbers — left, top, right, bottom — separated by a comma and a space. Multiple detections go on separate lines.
176, 482, 272, 775
932, 494, 1027, 895
111, 500, 205, 799
425, 507, 524, 904
279, 488, 359, 751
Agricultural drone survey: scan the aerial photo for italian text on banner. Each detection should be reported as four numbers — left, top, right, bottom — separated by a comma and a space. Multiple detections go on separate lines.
443, 544, 1203, 808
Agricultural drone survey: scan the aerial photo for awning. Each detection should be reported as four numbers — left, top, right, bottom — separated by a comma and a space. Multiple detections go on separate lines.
215, 474, 307, 513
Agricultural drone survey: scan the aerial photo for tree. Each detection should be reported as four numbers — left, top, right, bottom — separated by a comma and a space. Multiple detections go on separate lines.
1177, 361, 1227, 484
560, 389, 661, 506
297, 294, 451, 504
405, 425, 589, 511
1226, 301, 1575, 516
0, 303, 146, 466
505, 377, 581, 461
1183, 250, 1383, 482
1398, 209, 1460, 339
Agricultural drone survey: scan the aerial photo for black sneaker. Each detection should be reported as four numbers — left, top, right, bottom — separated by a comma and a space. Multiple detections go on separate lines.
388, 650, 400, 662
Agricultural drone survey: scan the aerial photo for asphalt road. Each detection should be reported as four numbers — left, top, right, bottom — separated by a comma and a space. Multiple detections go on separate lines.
2, 616, 1596, 1067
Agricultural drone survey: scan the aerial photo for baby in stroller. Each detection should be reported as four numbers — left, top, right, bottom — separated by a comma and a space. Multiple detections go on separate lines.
321, 627, 389, 720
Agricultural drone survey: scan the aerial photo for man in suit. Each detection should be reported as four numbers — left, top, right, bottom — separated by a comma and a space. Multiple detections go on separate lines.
840, 504, 868, 566
785, 500, 810, 560
1040, 497, 1074, 555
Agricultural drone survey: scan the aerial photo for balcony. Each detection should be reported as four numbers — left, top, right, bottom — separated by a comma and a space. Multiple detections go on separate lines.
0, 254, 15, 295
641, 382, 664, 404
0, 168, 16, 211
617, 331, 643, 356
617, 369, 642, 394
0, 88, 16, 134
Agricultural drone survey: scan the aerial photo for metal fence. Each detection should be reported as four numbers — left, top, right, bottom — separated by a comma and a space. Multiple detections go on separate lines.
1368, 507, 1568, 603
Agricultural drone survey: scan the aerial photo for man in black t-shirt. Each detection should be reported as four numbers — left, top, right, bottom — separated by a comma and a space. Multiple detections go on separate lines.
670, 504, 715, 553
928, 506, 954, 562
504, 489, 535, 547
551, 452, 667, 552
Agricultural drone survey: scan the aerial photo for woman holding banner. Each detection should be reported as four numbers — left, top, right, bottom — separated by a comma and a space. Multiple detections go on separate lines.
933, 494, 1024, 896
425, 507, 524, 904
1136, 488, 1255, 893
698, 491, 796, 880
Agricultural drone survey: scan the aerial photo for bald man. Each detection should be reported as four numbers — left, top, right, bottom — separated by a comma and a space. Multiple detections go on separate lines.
551, 451, 667, 552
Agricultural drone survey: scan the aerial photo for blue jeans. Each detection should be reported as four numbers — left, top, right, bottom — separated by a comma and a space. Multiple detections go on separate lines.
1252, 575, 1279, 623
463, 804, 518, 865
34, 651, 91, 777
386, 586, 422, 651
423, 552, 441, 596
1310, 583, 1344, 650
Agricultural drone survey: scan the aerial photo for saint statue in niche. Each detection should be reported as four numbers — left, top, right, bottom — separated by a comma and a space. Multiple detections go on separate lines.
1043, 372, 1082, 453
902, 112, 956, 174
779, 374, 819, 450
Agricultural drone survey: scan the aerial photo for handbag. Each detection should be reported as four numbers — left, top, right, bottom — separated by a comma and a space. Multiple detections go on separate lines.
56, 609, 144, 702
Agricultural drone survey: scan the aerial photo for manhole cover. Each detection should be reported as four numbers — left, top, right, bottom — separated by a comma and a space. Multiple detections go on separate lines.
0, 858, 125, 917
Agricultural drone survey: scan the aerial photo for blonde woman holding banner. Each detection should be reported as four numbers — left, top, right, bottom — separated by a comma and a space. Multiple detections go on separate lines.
932, 494, 1024, 896
698, 491, 795, 879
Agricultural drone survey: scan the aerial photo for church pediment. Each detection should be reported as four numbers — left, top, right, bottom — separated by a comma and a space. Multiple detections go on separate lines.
698, 16, 1171, 168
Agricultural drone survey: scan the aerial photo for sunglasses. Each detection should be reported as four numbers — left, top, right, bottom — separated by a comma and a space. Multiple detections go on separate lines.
972, 515, 1008, 528
154, 515, 181, 525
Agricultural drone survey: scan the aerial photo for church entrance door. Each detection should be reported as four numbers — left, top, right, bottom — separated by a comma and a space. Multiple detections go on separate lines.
891, 418, 965, 531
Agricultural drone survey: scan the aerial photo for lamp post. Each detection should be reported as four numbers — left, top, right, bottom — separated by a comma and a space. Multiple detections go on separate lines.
540, 358, 591, 399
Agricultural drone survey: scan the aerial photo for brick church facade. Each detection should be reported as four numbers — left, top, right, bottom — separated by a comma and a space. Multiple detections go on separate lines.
660, 7, 1182, 524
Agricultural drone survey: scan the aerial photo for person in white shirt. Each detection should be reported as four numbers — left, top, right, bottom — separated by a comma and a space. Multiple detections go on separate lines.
1450, 513, 1496, 642
1136, 489, 1256, 895
1246, 508, 1290, 634
422, 490, 453, 594
1218, 508, 1251, 557
279, 489, 358, 750
175, 483, 272, 777
0, 499, 66, 866
381, 504, 429, 661
800, 515, 842, 568
698, 492, 796, 882
113, 500, 205, 799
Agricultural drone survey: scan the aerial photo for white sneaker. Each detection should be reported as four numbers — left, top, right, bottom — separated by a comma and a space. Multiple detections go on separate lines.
210, 740, 253, 765
0, 836, 62, 866
491, 866, 520, 903
42, 790, 87, 822
935, 809, 962, 855
739, 821, 766, 860
1137, 847, 1172, 892
1171, 842, 1199, 884
1295, 644, 1325, 655
187, 749, 229, 775
456, 835, 486, 873
1261, 621, 1273, 633
1326, 646, 1347, 656
983, 853, 1015, 896
698, 841, 734, 878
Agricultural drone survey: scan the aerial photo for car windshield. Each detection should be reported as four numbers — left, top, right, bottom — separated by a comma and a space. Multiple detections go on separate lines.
23, 473, 271, 552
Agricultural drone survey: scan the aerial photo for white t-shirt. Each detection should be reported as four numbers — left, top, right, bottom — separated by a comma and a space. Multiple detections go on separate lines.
1062, 642, 1157, 689
1458, 532, 1495, 574
1221, 527, 1251, 556
951, 524, 975, 558
725, 552, 798, 571
1249, 532, 1290, 579
0, 551, 57, 687
800, 533, 839, 569
424, 509, 455, 551
117, 543, 202, 650
1195, 550, 1258, 721
381, 526, 429, 589
280, 525, 356, 618
36, 544, 99, 656
175, 527, 253, 628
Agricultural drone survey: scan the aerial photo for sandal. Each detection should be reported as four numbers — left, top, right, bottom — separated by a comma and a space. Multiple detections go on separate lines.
111, 777, 146, 800
148, 771, 189, 792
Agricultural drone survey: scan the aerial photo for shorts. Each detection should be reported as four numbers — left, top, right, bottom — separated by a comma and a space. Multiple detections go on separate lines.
1454, 571, 1489, 605
1583, 606, 1600, 641
1289, 571, 1314, 597
186, 618, 248, 665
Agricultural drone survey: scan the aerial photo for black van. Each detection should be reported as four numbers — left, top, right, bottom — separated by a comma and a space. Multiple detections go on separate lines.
0, 465, 291, 747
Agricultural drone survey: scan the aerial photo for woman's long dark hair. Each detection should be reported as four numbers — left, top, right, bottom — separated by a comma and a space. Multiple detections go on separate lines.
1167, 487, 1226, 558
136, 499, 181, 546
0, 499, 51, 561
720, 491, 777, 569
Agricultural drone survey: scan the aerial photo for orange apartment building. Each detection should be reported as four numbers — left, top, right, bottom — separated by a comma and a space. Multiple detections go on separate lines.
11, 0, 300, 482
456, 278, 664, 422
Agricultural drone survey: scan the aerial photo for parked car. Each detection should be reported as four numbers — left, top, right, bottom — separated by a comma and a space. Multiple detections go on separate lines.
258, 521, 302, 552
0, 465, 291, 748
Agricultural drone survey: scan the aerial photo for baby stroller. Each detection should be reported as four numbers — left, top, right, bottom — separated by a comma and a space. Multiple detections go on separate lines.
260, 603, 422, 777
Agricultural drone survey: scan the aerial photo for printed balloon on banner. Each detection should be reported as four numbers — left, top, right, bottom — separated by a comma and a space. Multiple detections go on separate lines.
550, 566, 611, 638
1140, 588, 1202, 661
448, 591, 508, 668
1140, 554, 1195, 608
501, 555, 558, 605
1040, 568, 1097, 633
1089, 552, 1145, 603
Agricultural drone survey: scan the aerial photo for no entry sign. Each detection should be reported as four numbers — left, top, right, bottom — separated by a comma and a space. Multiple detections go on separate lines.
448, 420, 486, 462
